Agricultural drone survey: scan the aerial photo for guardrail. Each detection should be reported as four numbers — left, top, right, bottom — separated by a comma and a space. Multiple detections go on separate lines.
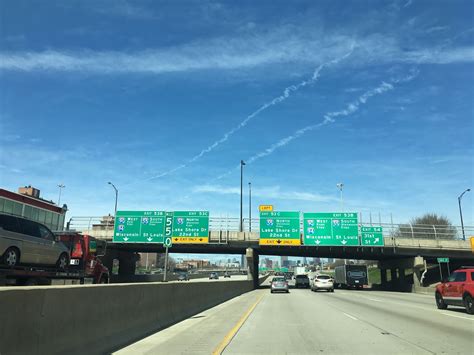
67, 216, 473, 242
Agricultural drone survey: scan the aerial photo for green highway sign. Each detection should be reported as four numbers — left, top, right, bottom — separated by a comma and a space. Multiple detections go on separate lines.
437, 257, 449, 263
163, 237, 172, 248
171, 211, 209, 243
113, 211, 166, 243
259, 211, 301, 246
303, 212, 359, 246
361, 226, 384, 246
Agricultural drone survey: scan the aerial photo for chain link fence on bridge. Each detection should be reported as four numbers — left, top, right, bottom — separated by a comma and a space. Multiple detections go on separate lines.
66, 216, 473, 241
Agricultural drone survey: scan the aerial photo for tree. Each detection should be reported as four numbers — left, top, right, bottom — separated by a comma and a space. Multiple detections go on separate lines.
393, 213, 458, 239
155, 253, 176, 271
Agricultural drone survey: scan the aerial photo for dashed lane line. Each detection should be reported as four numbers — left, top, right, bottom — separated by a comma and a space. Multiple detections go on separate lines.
343, 312, 358, 320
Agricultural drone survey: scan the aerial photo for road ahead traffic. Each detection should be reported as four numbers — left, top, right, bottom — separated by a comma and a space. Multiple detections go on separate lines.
116, 279, 473, 354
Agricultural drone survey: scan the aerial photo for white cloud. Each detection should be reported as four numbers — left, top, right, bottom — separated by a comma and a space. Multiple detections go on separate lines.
193, 184, 338, 203
0, 31, 351, 73
1, 134, 21, 142
85, 0, 157, 20
1, 30, 473, 74
424, 26, 449, 34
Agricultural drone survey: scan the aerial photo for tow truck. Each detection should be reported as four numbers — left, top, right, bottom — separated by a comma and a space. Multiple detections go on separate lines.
0, 232, 109, 286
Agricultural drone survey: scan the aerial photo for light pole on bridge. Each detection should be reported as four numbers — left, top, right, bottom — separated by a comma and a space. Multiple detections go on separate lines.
240, 160, 246, 232
108, 182, 119, 217
458, 188, 471, 241
249, 182, 252, 232
336, 183, 344, 211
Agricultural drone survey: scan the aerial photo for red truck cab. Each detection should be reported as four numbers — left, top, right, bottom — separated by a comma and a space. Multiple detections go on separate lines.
435, 267, 474, 314
57, 232, 109, 284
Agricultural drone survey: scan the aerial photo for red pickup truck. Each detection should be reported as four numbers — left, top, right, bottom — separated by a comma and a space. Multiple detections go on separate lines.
435, 267, 474, 314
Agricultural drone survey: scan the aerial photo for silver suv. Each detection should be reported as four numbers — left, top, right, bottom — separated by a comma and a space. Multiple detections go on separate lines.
0, 214, 69, 270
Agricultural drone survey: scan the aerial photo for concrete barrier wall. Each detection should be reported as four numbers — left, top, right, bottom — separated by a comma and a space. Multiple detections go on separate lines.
0, 280, 258, 355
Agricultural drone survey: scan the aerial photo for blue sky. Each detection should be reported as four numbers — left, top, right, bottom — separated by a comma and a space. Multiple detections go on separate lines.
1, 0, 473, 229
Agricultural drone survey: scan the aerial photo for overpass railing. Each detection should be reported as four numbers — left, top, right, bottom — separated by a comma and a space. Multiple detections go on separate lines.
67, 216, 473, 242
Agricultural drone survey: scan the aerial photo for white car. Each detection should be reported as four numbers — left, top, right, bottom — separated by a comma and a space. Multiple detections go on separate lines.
311, 274, 334, 292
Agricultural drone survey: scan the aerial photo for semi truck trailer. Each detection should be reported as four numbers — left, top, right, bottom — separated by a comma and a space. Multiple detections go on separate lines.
334, 264, 368, 289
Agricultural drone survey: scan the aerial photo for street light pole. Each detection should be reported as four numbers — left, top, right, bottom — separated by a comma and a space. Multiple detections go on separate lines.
108, 182, 119, 216
336, 183, 344, 211
57, 184, 65, 206
458, 188, 471, 241
249, 182, 252, 232
240, 160, 246, 232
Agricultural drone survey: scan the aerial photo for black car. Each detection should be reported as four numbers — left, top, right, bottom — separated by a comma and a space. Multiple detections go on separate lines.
224, 272, 231, 278
295, 274, 310, 288
177, 273, 190, 281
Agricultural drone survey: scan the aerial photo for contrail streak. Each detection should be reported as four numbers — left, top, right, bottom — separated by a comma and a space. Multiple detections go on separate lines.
126, 46, 355, 186
216, 70, 419, 180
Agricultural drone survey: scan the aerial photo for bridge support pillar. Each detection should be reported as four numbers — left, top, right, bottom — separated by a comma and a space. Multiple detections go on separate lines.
390, 268, 398, 284
413, 267, 422, 288
100, 248, 121, 275
245, 248, 259, 289
380, 269, 387, 285
379, 256, 425, 292
118, 251, 139, 278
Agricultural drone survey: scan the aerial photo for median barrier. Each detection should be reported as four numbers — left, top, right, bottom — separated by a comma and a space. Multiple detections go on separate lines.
0, 279, 255, 355
413, 285, 437, 295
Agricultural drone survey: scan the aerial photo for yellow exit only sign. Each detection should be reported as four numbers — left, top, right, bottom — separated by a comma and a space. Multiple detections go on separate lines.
259, 205, 273, 212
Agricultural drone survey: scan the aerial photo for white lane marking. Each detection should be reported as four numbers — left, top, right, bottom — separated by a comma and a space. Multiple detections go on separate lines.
336, 292, 474, 321
343, 312, 358, 320
367, 297, 383, 302
441, 312, 474, 321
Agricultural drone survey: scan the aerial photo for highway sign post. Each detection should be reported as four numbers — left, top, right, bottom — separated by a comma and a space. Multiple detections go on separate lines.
164, 236, 172, 248
361, 226, 384, 246
171, 211, 209, 243
437, 257, 451, 281
303, 212, 359, 246
259, 211, 301, 246
163, 212, 173, 282
113, 211, 166, 243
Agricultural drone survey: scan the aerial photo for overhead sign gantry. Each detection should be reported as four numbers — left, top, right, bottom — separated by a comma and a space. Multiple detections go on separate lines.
259, 211, 301, 246
113, 210, 209, 244
303, 212, 359, 246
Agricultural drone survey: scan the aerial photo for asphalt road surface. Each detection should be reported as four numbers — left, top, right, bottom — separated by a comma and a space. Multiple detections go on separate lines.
115, 280, 473, 354
187, 274, 249, 283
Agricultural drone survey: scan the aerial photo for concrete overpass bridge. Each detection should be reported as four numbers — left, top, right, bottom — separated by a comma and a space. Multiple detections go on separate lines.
69, 216, 473, 291
106, 232, 472, 289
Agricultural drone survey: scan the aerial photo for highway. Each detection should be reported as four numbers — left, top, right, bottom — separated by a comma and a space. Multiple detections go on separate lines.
187, 274, 248, 283
115, 279, 473, 354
